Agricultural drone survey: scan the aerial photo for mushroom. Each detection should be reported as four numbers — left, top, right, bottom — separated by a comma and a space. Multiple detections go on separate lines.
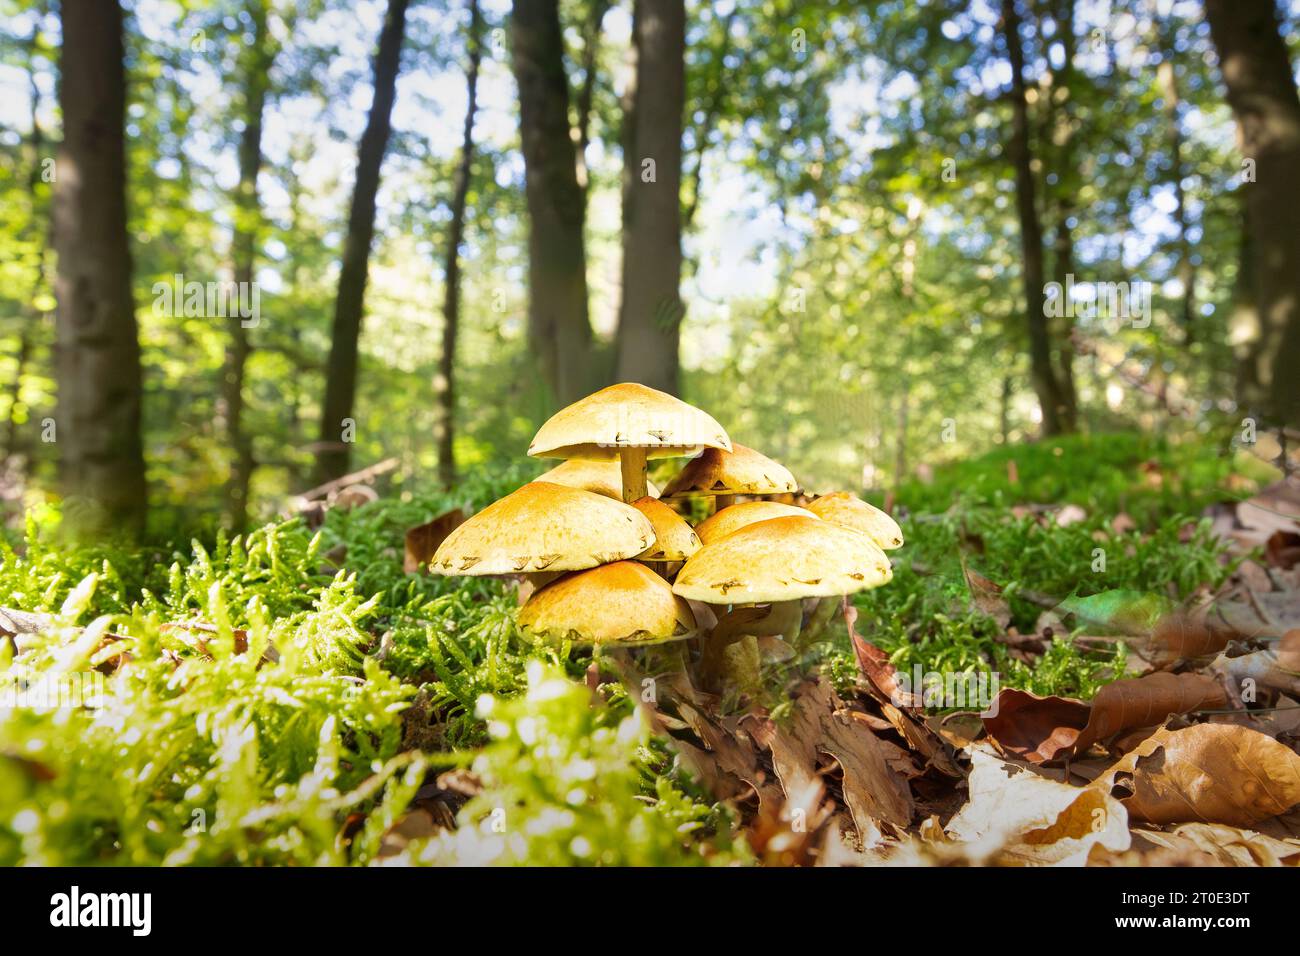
528, 382, 731, 503
694, 500, 817, 545
535, 459, 663, 500
672, 515, 892, 690
518, 561, 697, 646
661, 442, 798, 512
430, 481, 655, 576
630, 496, 700, 578
804, 491, 904, 550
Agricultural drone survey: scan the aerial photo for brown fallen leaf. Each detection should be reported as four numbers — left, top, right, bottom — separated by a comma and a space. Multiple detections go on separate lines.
1093, 723, 1300, 826
984, 673, 1226, 764
1212, 629, 1300, 699
846, 604, 917, 708
963, 563, 1012, 631
403, 508, 465, 574
945, 745, 1131, 865
1136, 822, 1300, 867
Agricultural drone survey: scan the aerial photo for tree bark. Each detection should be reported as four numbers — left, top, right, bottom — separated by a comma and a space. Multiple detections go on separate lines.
7, 25, 49, 465
222, 0, 273, 530
511, 0, 598, 409
53, 0, 147, 535
1002, 0, 1070, 436
1046, 0, 1078, 431
615, 0, 686, 394
1157, 12, 1196, 347
435, 0, 483, 488
1204, 0, 1300, 429
315, 0, 410, 482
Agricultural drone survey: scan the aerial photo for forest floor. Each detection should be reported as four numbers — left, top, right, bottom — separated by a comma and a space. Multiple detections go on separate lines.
2, 429, 1299, 866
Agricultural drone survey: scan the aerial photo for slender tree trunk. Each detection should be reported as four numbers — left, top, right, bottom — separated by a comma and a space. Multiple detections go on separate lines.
1047, 0, 1078, 430
222, 0, 273, 530
1204, 0, 1300, 429
1157, 17, 1196, 346
573, 0, 610, 197
511, 0, 597, 409
7, 27, 49, 465
435, 0, 483, 488
615, 0, 686, 394
1002, 0, 1069, 436
315, 0, 410, 482
53, 0, 147, 535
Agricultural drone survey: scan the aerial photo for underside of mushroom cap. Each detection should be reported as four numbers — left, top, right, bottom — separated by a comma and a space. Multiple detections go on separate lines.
431, 481, 655, 575
673, 515, 892, 603
694, 500, 818, 544
535, 459, 662, 500
632, 497, 701, 561
519, 560, 697, 645
527, 382, 732, 461
660, 443, 798, 497
804, 491, 904, 550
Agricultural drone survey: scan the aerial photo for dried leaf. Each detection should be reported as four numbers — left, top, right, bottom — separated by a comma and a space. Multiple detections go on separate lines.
946, 745, 1130, 865
963, 563, 1012, 630
404, 508, 466, 574
984, 673, 1227, 764
1094, 723, 1300, 826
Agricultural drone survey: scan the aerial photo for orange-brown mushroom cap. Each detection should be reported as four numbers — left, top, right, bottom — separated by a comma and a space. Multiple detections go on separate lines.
519, 561, 697, 645
673, 515, 892, 604
431, 482, 655, 575
804, 491, 904, 550
534, 459, 662, 500
660, 443, 798, 498
694, 500, 817, 545
631, 497, 701, 561
527, 383, 732, 461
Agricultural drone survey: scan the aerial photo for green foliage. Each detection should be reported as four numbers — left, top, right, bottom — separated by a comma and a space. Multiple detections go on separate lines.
396, 662, 748, 866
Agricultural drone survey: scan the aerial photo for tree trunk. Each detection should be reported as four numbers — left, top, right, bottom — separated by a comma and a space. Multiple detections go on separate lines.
1046, 0, 1078, 431
1157, 14, 1196, 347
1002, 0, 1069, 436
315, 0, 410, 482
222, 0, 273, 530
7, 26, 49, 465
435, 0, 483, 489
1204, 0, 1300, 429
615, 0, 686, 394
511, 0, 597, 409
53, 0, 147, 535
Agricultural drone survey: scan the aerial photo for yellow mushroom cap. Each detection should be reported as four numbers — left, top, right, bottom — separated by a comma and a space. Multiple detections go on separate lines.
519, 561, 697, 645
673, 515, 892, 604
661, 443, 798, 497
527, 382, 732, 461
431, 481, 655, 575
535, 459, 662, 500
804, 492, 904, 550
631, 497, 701, 561
694, 500, 818, 545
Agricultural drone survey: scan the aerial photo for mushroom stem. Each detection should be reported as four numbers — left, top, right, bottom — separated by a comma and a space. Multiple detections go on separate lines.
697, 602, 795, 692
619, 447, 648, 503
795, 595, 841, 651
714, 493, 735, 512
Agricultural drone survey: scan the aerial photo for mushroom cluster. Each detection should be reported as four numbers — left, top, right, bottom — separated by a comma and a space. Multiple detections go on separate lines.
432, 383, 904, 692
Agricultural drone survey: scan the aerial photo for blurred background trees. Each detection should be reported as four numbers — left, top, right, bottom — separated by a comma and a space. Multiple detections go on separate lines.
0, 0, 1296, 535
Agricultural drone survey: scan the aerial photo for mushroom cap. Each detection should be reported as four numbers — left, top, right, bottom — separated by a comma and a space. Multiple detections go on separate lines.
631, 497, 701, 561
527, 382, 732, 461
661, 443, 798, 497
694, 500, 817, 545
804, 492, 904, 550
673, 515, 892, 604
431, 481, 655, 575
519, 561, 697, 645
535, 459, 662, 500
